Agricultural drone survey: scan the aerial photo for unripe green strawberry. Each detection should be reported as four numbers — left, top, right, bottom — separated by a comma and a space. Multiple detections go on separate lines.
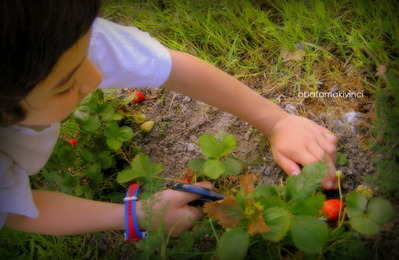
140, 121, 155, 133
322, 199, 345, 221
355, 185, 374, 200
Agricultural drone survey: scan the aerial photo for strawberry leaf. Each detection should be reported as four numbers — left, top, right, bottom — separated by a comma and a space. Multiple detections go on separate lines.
216, 132, 237, 157
291, 192, 325, 216
346, 192, 368, 217
290, 216, 329, 254
116, 153, 163, 184
188, 158, 205, 173
104, 121, 133, 150
349, 215, 380, 235
286, 161, 327, 201
198, 132, 237, 159
203, 159, 225, 179
248, 212, 270, 235
367, 197, 395, 225
240, 173, 258, 195
82, 115, 101, 133
262, 207, 291, 242
216, 228, 248, 260
198, 134, 219, 158
222, 158, 242, 176
204, 196, 244, 228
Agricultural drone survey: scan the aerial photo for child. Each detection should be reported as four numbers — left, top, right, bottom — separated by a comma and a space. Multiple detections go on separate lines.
0, 0, 337, 238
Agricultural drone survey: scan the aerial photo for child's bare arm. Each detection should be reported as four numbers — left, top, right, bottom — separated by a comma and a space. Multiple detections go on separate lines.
5, 190, 125, 235
5, 182, 211, 236
162, 50, 338, 189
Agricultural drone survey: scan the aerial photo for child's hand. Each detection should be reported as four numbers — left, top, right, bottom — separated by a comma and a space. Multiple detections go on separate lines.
267, 114, 338, 190
136, 181, 213, 237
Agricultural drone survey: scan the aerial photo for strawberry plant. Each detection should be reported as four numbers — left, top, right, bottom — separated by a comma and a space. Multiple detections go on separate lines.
36, 89, 155, 201
187, 132, 242, 179
187, 132, 395, 259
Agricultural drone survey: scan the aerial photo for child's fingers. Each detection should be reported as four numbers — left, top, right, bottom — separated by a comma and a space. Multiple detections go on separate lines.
273, 150, 301, 176
321, 162, 338, 190
274, 141, 338, 190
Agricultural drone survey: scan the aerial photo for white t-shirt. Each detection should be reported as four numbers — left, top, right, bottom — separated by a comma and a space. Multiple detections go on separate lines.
0, 18, 172, 227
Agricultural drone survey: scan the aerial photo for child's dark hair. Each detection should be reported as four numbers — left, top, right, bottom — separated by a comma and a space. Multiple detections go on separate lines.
0, 0, 102, 126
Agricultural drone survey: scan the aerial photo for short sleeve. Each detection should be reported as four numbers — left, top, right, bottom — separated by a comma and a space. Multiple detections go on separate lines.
0, 124, 60, 228
89, 18, 172, 89
0, 153, 39, 227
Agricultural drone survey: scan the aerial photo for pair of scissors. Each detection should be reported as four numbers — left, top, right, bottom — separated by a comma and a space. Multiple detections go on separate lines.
171, 183, 225, 206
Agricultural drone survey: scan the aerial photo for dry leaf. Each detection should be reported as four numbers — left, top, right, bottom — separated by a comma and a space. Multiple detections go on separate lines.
204, 196, 244, 228
248, 212, 270, 235
240, 173, 258, 195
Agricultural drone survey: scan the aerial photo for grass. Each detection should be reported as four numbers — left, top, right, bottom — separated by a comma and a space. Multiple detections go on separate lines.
1, 0, 398, 258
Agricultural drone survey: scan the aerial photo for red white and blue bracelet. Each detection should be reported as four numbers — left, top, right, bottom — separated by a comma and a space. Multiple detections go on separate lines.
124, 183, 146, 241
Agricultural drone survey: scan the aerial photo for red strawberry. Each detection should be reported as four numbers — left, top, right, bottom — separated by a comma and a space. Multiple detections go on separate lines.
67, 138, 77, 147
131, 90, 145, 103
180, 178, 191, 184
322, 199, 345, 221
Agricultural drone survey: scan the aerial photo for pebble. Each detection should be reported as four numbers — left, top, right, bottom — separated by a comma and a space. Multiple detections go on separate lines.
186, 143, 196, 152
343, 111, 358, 123
285, 104, 297, 115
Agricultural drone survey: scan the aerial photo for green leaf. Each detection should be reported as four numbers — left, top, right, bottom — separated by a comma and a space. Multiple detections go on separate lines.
198, 132, 237, 159
97, 153, 114, 169
203, 159, 225, 179
286, 161, 327, 201
258, 196, 288, 209
98, 104, 115, 121
42, 168, 60, 184
86, 163, 101, 178
222, 158, 242, 176
291, 193, 325, 216
255, 184, 279, 197
216, 228, 249, 260
116, 167, 147, 183
82, 115, 101, 132
58, 145, 75, 167
118, 126, 134, 141
367, 197, 395, 224
106, 138, 123, 150
106, 192, 125, 203
188, 158, 206, 173
80, 149, 97, 163
217, 132, 237, 157
349, 215, 380, 235
336, 152, 348, 166
262, 207, 291, 242
178, 231, 194, 251
104, 121, 133, 149
198, 134, 219, 158
104, 121, 120, 138
73, 105, 91, 124
346, 192, 368, 217
61, 175, 78, 187
89, 172, 103, 189
81, 186, 94, 199
116, 153, 163, 184
290, 216, 329, 254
